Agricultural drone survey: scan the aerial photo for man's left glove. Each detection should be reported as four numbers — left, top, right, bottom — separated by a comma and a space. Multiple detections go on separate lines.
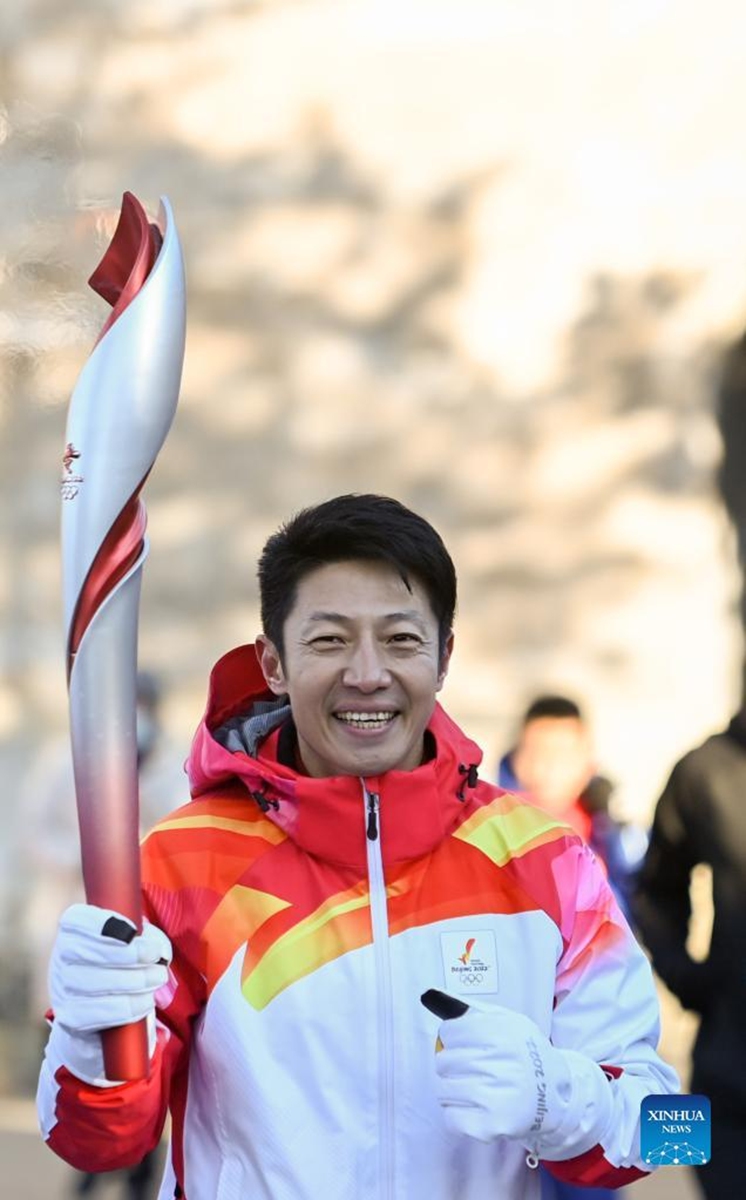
428, 995, 614, 1160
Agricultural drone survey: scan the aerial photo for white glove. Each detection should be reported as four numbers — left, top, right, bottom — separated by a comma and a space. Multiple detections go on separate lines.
432, 998, 614, 1160
45, 903, 172, 1086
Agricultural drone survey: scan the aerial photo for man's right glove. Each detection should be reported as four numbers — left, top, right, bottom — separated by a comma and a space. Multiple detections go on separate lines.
45, 903, 172, 1086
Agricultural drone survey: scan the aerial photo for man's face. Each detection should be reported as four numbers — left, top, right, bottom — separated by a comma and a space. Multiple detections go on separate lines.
256, 559, 453, 778
511, 716, 594, 815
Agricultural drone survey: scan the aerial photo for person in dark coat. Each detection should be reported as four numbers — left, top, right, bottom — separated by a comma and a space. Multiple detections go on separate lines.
633, 712, 746, 1199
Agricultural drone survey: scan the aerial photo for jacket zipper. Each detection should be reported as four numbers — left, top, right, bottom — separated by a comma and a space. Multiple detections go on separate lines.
363, 785, 395, 1200
367, 791, 379, 840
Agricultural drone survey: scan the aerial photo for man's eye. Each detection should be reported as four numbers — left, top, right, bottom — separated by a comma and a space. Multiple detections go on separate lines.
310, 635, 343, 646
390, 633, 421, 644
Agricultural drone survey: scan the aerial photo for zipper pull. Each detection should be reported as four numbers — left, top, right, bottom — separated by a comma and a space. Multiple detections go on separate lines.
366, 792, 379, 840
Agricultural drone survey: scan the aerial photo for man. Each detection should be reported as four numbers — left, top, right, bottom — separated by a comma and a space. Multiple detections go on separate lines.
38, 494, 678, 1200
634, 714, 746, 1199
499, 695, 647, 925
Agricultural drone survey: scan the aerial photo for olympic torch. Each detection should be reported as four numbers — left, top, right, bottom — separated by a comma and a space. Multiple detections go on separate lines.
60, 192, 186, 1080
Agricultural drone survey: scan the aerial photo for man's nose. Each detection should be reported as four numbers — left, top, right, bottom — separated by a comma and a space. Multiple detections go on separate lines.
341, 640, 392, 690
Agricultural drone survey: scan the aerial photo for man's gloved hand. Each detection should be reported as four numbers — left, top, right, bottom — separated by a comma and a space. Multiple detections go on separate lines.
45, 903, 172, 1086
423, 990, 613, 1160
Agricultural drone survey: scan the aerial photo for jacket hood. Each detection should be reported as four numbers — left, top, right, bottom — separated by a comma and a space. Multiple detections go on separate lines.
187, 644, 485, 868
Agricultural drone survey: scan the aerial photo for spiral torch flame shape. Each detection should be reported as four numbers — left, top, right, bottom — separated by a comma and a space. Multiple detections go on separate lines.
61, 192, 186, 1079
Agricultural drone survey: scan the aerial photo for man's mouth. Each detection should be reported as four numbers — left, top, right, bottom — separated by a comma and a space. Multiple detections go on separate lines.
333, 711, 398, 732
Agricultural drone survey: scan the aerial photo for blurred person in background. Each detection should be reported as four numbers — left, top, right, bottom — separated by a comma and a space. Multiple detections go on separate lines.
498, 694, 649, 1200
21, 670, 185, 1200
633, 711, 746, 1200
498, 694, 647, 927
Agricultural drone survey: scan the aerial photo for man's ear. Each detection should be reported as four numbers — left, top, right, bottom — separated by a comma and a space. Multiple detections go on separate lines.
436, 630, 454, 692
255, 635, 288, 696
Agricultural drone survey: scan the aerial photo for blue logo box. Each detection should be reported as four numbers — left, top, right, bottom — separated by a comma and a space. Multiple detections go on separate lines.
640, 1094, 711, 1167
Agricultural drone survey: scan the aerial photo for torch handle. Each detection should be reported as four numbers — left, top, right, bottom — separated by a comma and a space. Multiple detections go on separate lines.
102, 1023, 150, 1082
97, 913, 152, 1081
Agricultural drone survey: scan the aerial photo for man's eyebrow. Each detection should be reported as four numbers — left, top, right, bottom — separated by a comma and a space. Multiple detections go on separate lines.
383, 610, 430, 630
301, 609, 430, 630
303, 611, 349, 626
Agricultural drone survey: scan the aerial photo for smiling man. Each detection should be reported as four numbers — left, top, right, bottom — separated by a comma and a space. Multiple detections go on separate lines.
38, 494, 678, 1200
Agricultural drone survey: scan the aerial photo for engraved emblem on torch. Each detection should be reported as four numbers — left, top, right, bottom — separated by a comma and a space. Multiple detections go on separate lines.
61, 442, 83, 499
61, 192, 186, 1080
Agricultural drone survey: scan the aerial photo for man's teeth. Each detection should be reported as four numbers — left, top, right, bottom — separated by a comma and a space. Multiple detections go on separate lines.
335, 712, 396, 727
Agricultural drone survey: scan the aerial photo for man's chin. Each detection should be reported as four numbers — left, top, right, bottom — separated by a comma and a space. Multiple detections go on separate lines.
332, 757, 393, 778
299, 727, 421, 777
339, 745, 416, 778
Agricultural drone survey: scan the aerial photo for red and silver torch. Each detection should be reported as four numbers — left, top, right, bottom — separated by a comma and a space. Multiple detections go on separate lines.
60, 192, 186, 1080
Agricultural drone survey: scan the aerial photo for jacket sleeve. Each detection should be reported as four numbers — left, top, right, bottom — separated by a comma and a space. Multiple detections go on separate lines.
37, 1023, 179, 1171
631, 759, 718, 1013
543, 839, 680, 1189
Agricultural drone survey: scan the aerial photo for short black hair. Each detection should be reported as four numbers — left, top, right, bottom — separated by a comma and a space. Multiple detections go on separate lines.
523, 695, 583, 723
258, 494, 457, 660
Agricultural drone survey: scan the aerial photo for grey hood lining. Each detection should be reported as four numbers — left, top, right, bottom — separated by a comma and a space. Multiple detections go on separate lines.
215, 697, 292, 758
